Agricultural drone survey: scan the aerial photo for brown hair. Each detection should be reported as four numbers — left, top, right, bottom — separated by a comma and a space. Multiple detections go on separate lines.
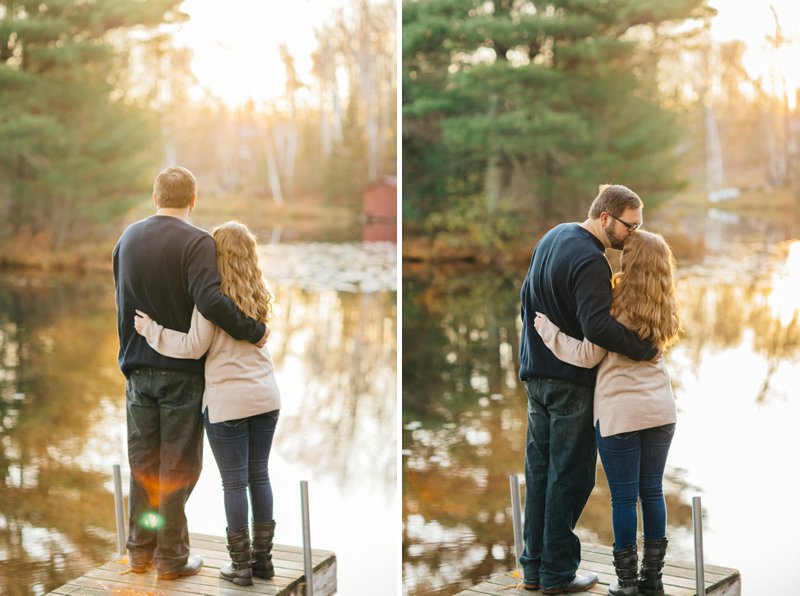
610, 230, 681, 350
212, 222, 273, 324
588, 184, 643, 219
154, 166, 196, 208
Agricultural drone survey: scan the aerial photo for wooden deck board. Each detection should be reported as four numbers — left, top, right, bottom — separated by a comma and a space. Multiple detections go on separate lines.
47, 532, 337, 595
458, 543, 741, 596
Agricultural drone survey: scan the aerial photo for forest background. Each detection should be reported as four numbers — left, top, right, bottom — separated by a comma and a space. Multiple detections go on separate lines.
402, 0, 800, 263
0, 0, 397, 269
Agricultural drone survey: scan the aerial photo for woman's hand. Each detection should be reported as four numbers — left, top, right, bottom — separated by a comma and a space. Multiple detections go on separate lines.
134, 309, 153, 335
534, 311, 550, 332
256, 324, 271, 347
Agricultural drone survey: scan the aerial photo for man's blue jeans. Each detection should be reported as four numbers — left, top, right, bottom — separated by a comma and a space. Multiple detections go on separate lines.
596, 422, 676, 549
204, 409, 279, 533
521, 378, 597, 589
125, 368, 204, 574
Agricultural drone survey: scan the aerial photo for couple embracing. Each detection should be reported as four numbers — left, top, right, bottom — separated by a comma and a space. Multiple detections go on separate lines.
518, 184, 681, 596
113, 166, 280, 586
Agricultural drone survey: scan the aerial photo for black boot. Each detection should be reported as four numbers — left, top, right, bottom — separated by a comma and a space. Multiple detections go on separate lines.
219, 528, 253, 586
251, 520, 276, 579
609, 544, 639, 595
638, 538, 667, 596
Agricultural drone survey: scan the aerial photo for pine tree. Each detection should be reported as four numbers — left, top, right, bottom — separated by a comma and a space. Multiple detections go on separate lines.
403, 0, 715, 235
0, 0, 187, 251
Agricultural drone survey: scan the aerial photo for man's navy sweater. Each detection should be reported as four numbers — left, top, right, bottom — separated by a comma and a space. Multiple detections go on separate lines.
518, 223, 657, 387
113, 215, 265, 378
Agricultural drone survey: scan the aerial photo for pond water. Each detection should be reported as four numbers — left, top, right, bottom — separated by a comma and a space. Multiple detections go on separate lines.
0, 240, 397, 596
402, 206, 800, 594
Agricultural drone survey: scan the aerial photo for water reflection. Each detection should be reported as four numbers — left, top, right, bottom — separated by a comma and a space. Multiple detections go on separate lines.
402, 269, 692, 595
262, 242, 397, 493
0, 241, 396, 595
675, 239, 800, 404
0, 274, 122, 596
271, 287, 397, 493
402, 212, 800, 595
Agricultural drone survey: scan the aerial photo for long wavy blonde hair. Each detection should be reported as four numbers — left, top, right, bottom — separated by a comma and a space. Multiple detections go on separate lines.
610, 230, 681, 350
212, 221, 273, 324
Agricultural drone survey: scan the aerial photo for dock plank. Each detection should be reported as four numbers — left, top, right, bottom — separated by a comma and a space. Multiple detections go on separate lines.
458, 543, 740, 596
47, 532, 337, 596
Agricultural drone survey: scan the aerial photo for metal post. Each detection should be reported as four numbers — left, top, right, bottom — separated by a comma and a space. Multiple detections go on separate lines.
301, 480, 314, 595
692, 496, 706, 596
509, 474, 524, 571
112, 464, 126, 558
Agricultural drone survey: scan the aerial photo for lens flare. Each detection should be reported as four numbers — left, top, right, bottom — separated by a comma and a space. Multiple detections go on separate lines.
138, 511, 164, 530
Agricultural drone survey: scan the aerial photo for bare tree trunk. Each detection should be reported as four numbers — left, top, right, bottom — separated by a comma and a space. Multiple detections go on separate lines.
354, 1, 378, 181
484, 93, 502, 213
317, 46, 333, 157
161, 111, 177, 166
768, 5, 790, 187
704, 105, 724, 192
264, 129, 284, 205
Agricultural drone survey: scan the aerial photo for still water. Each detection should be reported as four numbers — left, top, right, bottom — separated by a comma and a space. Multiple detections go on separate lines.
0, 240, 397, 596
402, 206, 800, 594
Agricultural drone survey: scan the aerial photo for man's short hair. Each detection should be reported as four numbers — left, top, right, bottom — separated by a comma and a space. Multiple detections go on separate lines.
588, 184, 643, 218
154, 166, 196, 209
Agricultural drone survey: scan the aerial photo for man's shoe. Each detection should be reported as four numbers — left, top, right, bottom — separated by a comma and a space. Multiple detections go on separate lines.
523, 582, 541, 591
157, 554, 203, 580
128, 560, 152, 574
541, 572, 599, 594
127, 553, 153, 574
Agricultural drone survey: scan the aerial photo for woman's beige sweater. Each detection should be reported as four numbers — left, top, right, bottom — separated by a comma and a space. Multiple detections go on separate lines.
534, 313, 676, 437
140, 307, 280, 424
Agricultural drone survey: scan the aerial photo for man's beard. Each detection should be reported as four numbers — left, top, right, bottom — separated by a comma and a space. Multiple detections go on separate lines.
603, 222, 626, 250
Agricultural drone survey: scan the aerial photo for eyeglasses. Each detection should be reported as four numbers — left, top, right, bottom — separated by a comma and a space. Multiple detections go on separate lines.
608, 213, 641, 232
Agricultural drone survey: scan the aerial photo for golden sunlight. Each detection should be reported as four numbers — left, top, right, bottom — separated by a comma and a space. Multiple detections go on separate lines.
768, 241, 800, 326
710, 0, 800, 108
173, 0, 348, 107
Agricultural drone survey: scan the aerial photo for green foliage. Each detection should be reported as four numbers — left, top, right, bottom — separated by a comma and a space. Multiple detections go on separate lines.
425, 195, 520, 250
0, 0, 185, 250
403, 0, 714, 241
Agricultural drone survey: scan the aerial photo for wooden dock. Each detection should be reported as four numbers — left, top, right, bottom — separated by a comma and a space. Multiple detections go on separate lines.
47, 532, 336, 595
458, 543, 740, 595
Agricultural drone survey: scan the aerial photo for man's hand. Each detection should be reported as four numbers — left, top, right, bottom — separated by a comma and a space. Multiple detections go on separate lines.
134, 309, 152, 335
649, 348, 663, 363
255, 325, 270, 348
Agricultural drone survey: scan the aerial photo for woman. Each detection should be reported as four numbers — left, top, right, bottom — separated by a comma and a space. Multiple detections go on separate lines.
134, 221, 280, 587
534, 230, 680, 596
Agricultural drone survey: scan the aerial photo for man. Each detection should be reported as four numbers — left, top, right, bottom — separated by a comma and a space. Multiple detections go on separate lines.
113, 166, 268, 580
517, 184, 660, 594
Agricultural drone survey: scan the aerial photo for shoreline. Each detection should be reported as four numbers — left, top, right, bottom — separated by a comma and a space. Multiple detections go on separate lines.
401, 189, 799, 266
0, 192, 362, 274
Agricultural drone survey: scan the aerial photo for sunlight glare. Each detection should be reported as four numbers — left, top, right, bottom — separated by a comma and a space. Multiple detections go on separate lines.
768, 241, 800, 326
173, 0, 347, 107
710, 0, 800, 108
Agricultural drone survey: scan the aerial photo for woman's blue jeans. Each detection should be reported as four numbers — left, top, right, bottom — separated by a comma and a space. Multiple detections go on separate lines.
204, 409, 279, 533
596, 422, 676, 549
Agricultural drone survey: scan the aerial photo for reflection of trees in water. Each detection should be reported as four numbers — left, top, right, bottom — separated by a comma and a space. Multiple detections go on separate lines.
269, 287, 396, 495
403, 268, 521, 425
402, 269, 694, 595
0, 274, 122, 595
676, 244, 800, 403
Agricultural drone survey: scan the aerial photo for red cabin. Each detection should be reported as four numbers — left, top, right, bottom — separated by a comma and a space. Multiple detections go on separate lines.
362, 176, 397, 242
